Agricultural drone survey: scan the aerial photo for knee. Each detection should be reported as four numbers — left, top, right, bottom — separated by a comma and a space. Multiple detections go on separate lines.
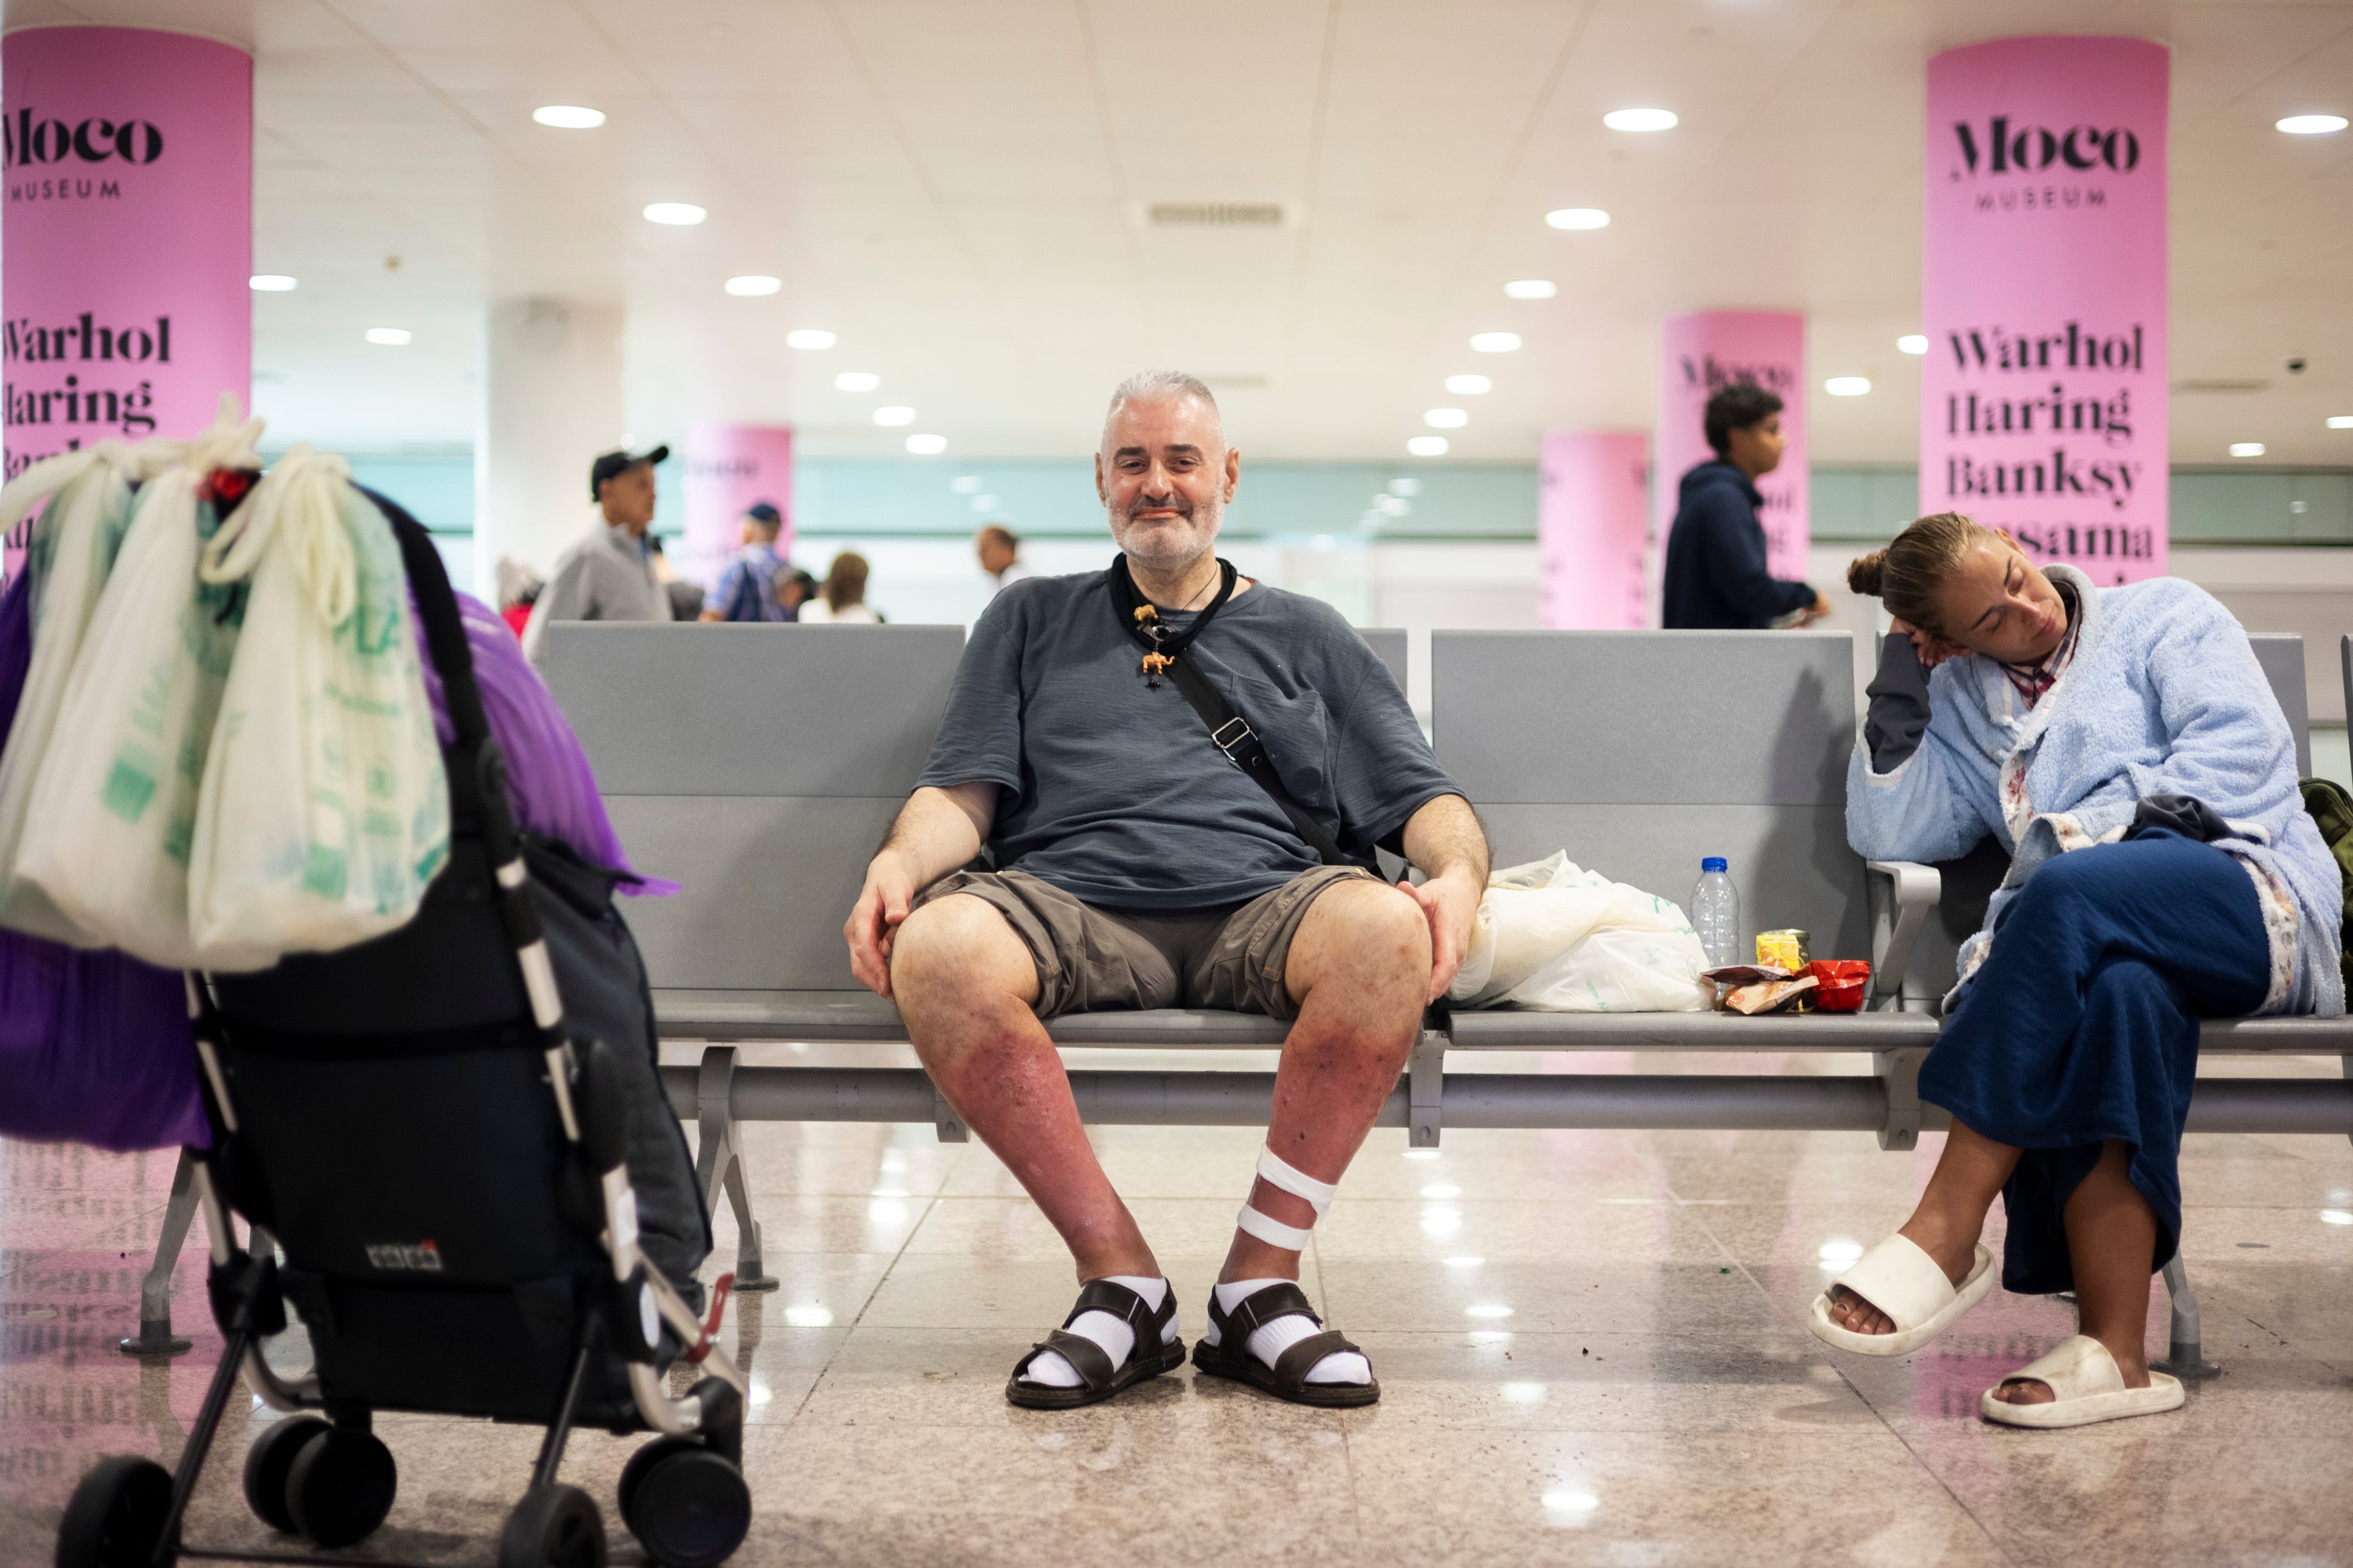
890, 894, 1025, 1003
1334, 884, 1432, 979
2008, 848, 2103, 931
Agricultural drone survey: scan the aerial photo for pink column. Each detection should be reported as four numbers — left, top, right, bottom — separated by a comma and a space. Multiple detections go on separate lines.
681, 421, 794, 588
1539, 430, 1649, 630
1656, 312, 1809, 585
1921, 36, 2169, 583
1, 25, 252, 578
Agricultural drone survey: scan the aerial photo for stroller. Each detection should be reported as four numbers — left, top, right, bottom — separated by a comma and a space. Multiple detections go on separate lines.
55, 498, 753, 1568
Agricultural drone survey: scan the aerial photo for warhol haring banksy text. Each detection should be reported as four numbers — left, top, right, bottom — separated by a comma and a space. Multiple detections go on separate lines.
1921, 36, 2168, 582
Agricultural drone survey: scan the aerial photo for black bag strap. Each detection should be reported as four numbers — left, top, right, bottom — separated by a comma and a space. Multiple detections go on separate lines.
1107, 555, 1368, 871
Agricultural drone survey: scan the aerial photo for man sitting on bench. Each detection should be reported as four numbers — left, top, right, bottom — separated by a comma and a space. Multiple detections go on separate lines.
844, 370, 1487, 1410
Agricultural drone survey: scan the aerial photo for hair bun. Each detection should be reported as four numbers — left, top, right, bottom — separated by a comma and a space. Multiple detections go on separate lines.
1846, 551, 1887, 598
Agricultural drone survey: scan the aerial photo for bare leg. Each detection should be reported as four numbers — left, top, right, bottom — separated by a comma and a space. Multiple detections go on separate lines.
892, 894, 1158, 1284
1991, 1139, 2155, 1403
1829, 1118, 2021, 1336
1219, 878, 1428, 1284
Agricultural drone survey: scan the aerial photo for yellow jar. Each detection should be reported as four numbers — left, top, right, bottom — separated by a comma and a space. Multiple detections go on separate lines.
1755, 929, 1810, 972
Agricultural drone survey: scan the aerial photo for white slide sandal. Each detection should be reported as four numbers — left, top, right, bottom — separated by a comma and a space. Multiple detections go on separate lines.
1979, 1334, 2185, 1429
1807, 1234, 1996, 1356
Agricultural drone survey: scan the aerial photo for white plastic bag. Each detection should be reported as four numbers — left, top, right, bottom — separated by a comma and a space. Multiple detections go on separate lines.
0, 441, 181, 941
15, 402, 272, 969
1448, 852, 1712, 1012
187, 447, 449, 956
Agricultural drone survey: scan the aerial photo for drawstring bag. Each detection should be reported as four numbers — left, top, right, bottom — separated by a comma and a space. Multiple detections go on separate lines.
187, 448, 449, 956
14, 399, 273, 970
0, 441, 180, 943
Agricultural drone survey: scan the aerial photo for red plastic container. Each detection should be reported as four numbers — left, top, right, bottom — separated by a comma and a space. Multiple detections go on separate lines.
1808, 960, 1871, 1013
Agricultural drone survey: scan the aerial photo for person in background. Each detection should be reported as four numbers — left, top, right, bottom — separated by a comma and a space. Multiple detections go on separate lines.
1819, 512, 2341, 1428
976, 523, 1029, 597
494, 555, 542, 640
522, 444, 673, 669
797, 551, 881, 624
780, 568, 819, 620
701, 501, 789, 622
1662, 383, 1827, 630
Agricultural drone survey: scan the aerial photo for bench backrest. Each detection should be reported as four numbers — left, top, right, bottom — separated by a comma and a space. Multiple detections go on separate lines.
1911, 630, 2313, 1003
549, 620, 1409, 996
1431, 630, 1872, 962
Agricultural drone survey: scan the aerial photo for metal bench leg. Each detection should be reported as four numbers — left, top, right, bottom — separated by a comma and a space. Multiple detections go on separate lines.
1409, 1030, 1445, 1149
1873, 1048, 1928, 1152
119, 1148, 198, 1356
2150, 1252, 2219, 1380
694, 1047, 778, 1291
931, 1078, 969, 1144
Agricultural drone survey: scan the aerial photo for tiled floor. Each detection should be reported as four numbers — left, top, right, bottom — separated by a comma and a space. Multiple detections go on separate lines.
4, 1046, 2350, 1567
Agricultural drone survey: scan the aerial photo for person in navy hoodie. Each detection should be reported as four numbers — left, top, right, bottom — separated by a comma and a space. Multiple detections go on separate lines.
1662, 382, 1827, 629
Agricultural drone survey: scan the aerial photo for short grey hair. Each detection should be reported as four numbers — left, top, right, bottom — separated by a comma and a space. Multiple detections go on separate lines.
1103, 369, 1220, 441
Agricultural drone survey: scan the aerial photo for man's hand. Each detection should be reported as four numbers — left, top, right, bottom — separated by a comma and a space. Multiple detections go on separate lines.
1891, 617, 1971, 670
844, 852, 921, 999
1406, 864, 1483, 1003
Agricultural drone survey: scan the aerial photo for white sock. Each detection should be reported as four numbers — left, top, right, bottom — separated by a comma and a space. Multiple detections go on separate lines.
1018, 1275, 1178, 1389
1206, 1278, 1370, 1385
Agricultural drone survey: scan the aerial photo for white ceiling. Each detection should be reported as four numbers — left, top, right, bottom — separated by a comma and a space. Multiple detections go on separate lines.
12, 0, 2353, 464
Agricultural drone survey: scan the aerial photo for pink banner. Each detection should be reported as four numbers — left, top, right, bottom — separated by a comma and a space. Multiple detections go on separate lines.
1539, 430, 1649, 630
1656, 312, 1808, 589
681, 421, 793, 588
1922, 36, 2168, 583
2, 26, 252, 579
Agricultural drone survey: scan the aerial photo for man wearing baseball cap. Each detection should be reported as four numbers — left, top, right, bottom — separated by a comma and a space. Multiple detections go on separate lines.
522, 443, 673, 669
701, 499, 791, 622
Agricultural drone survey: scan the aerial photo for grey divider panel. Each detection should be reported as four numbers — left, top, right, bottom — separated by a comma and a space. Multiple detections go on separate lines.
543, 622, 964, 795
2248, 634, 2311, 777
1360, 628, 1406, 693
550, 622, 967, 1000
1434, 631, 1855, 805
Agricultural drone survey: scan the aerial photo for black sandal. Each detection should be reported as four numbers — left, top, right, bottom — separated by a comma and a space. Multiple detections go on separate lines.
1190, 1281, 1378, 1408
1005, 1279, 1185, 1410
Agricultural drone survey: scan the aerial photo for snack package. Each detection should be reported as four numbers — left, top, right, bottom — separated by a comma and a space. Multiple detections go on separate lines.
1722, 974, 1818, 1015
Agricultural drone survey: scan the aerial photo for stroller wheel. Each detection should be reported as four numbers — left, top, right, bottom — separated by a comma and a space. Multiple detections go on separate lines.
242, 1415, 328, 1532
286, 1427, 397, 1547
622, 1445, 752, 1568
57, 1456, 176, 1568
618, 1435, 702, 1524
500, 1482, 608, 1568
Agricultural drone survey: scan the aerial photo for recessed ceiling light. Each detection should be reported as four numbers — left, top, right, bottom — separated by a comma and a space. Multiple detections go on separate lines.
364, 327, 411, 346
643, 202, 707, 226
1897, 334, 1929, 355
2231, 442, 2267, 457
1470, 332, 1521, 353
836, 371, 881, 392
2277, 114, 2348, 135
724, 275, 780, 296
1425, 408, 1469, 429
1603, 107, 1678, 133
1825, 376, 1871, 396
1504, 279, 1557, 299
873, 406, 916, 427
2328, 416, 2353, 430
1545, 207, 1610, 230
1445, 374, 1493, 395
1407, 436, 1450, 457
248, 274, 296, 292
533, 105, 606, 129
786, 329, 836, 350
905, 433, 947, 454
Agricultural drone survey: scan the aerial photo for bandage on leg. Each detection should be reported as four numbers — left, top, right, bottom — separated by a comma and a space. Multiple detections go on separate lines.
1235, 1145, 1336, 1252
1214, 1147, 1369, 1386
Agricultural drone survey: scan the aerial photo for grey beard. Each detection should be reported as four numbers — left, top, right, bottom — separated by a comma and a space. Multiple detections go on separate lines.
1112, 497, 1221, 570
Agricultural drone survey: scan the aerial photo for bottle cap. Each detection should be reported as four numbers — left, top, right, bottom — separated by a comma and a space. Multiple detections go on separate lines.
1701, 857, 1727, 873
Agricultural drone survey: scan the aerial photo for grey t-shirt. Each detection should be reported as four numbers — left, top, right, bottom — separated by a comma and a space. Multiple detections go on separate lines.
916, 567, 1460, 909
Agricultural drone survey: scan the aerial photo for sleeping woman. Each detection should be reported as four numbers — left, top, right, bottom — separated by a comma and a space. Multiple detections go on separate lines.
1817, 512, 2342, 1428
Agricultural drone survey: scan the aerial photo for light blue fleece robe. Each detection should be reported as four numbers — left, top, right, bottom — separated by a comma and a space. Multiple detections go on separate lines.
1847, 565, 2344, 1018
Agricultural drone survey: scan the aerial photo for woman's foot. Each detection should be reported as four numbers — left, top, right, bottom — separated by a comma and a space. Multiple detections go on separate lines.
1989, 1331, 2151, 1404
1826, 1215, 1979, 1335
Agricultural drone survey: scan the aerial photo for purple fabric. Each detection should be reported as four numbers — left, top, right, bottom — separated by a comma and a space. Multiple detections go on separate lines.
0, 571, 212, 1151
413, 589, 676, 896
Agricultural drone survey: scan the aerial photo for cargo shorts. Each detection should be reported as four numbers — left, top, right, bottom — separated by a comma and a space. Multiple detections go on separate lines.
910, 864, 1379, 1022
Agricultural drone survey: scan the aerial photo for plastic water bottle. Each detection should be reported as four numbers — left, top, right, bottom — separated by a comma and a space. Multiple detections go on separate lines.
1690, 858, 1739, 968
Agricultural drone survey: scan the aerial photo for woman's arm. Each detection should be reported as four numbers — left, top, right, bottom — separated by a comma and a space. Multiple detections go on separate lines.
2135, 590, 2301, 828
1847, 637, 1997, 864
